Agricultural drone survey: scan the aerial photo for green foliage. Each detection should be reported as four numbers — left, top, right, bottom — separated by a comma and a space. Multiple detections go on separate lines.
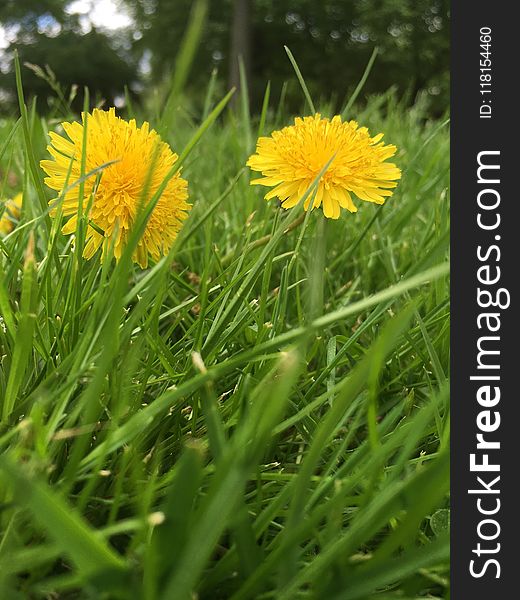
0, 2, 137, 115
1, 0, 449, 115
1, 29, 137, 113
0, 0, 63, 24
129, 0, 449, 114
0, 53, 449, 598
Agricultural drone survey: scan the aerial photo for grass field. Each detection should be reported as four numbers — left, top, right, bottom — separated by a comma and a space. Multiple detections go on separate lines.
0, 56, 450, 599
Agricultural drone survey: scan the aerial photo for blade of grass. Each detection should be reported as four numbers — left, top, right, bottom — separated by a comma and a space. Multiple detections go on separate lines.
341, 46, 379, 119
0, 454, 127, 578
1, 235, 37, 422
284, 46, 316, 114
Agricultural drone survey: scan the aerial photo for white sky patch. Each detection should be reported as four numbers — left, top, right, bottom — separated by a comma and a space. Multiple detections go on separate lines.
0, 1, 133, 55
0, 23, 18, 52
38, 17, 62, 38
0, 24, 19, 70
67, 0, 133, 31
0, 26, 9, 51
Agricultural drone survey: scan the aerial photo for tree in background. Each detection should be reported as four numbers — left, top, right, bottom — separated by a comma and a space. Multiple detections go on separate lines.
127, 0, 449, 114
0, 0, 64, 24
0, 1, 137, 114
229, 0, 251, 98
355, 0, 449, 102
1, 0, 449, 115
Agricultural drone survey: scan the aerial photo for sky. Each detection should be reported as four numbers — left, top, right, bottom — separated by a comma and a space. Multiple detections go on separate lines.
66, 0, 133, 31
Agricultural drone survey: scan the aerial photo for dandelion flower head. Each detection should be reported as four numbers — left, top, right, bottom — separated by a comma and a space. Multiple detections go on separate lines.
247, 113, 401, 219
41, 108, 190, 267
0, 192, 22, 236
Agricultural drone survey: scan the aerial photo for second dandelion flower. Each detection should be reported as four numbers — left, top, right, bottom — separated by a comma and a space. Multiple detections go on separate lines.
247, 113, 401, 219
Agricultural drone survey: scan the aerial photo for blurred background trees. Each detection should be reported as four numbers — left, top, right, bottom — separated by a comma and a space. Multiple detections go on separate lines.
0, 0, 449, 116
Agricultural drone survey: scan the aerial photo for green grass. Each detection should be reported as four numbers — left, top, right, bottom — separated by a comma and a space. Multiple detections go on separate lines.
0, 57, 449, 599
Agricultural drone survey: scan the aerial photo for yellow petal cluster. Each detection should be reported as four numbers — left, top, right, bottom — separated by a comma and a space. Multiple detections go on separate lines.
41, 108, 190, 267
247, 113, 401, 219
0, 192, 22, 236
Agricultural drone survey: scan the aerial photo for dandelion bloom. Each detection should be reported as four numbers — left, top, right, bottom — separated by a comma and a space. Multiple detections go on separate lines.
41, 108, 190, 267
247, 113, 401, 219
0, 192, 22, 236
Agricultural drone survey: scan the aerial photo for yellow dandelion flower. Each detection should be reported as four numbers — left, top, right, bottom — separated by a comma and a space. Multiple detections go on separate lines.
40, 108, 190, 268
247, 113, 401, 219
0, 192, 22, 236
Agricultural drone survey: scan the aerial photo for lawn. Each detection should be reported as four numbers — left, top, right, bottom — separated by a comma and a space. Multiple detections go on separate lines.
0, 59, 450, 598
